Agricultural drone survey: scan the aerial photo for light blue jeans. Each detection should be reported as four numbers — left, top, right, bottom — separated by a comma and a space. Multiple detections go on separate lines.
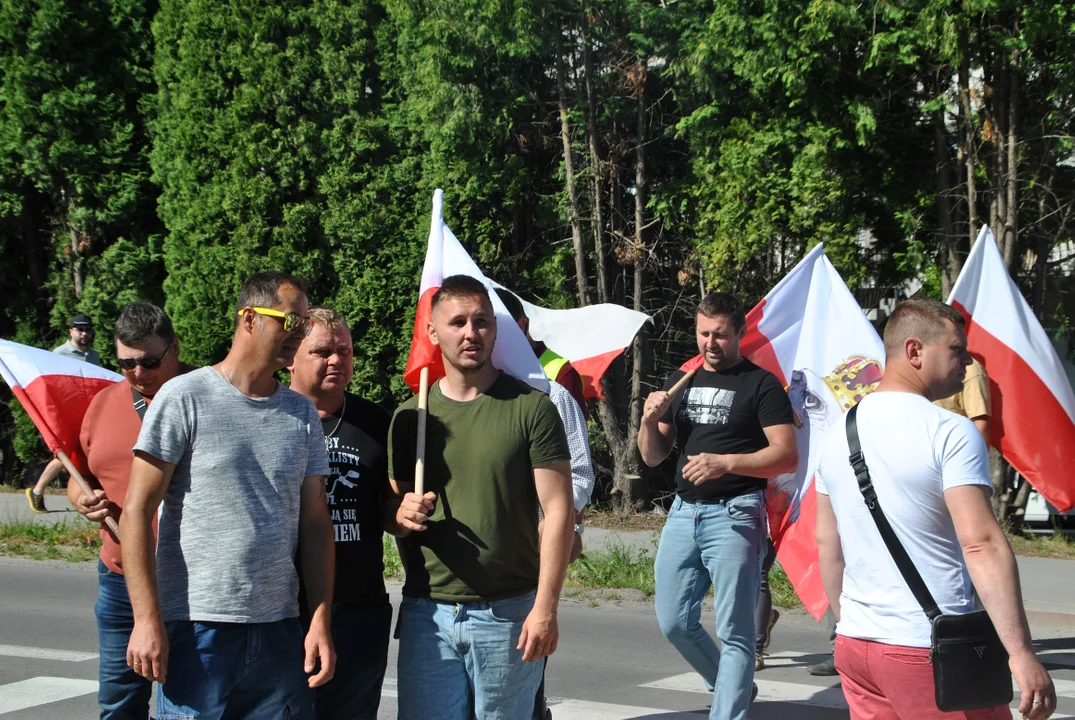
654, 491, 767, 720
396, 591, 544, 720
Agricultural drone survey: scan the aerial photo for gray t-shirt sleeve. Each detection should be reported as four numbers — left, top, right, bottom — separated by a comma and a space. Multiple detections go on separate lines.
304, 402, 330, 478
134, 381, 192, 465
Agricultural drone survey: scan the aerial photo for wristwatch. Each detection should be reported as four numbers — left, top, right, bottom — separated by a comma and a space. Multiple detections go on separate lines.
574, 523, 584, 536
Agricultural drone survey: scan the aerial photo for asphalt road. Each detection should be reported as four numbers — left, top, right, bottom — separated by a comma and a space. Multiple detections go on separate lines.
2, 556, 1075, 719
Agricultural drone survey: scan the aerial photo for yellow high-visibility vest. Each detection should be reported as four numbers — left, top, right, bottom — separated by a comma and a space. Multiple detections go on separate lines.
540, 348, 570, 382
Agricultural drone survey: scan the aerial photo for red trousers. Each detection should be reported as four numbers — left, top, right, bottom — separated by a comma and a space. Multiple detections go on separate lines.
834, 634, 1012, 720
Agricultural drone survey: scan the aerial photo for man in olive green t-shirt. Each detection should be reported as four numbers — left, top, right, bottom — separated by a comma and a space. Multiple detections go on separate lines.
385, 274, 573, 720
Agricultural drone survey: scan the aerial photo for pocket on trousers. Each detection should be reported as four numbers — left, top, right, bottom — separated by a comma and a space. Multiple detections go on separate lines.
400, 595, 423, 611
164, 621, 196, 650
727, 492, 763, 521
881, 646, 931, 666
488, 594, 535, 623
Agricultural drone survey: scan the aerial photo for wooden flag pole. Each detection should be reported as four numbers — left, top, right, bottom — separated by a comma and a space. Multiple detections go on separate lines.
414, 366, 430, 496
56, 450, 121, 539
644, 368, 697, 420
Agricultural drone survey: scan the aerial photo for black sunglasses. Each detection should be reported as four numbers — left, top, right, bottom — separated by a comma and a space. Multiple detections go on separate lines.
117, 344, 173, 370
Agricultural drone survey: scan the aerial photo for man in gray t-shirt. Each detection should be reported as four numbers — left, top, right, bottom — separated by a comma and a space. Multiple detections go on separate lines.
121, 272, 336, 717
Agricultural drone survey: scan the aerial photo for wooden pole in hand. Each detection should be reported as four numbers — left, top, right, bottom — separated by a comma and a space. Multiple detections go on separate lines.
56, 450, 121, 539
414, 366, 430, 496
643, 368, 697, 420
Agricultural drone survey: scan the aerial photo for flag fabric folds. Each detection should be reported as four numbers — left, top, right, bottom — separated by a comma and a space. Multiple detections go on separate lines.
403, 190, 549, 394
518, 298, 650, 400
676, 245, 885, 618
0, 339, 122, 466
948, 226, 1075, 513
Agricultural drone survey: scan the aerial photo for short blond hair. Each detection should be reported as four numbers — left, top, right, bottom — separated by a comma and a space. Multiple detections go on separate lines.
883, 299, 964, 358
308, 306, 349, 332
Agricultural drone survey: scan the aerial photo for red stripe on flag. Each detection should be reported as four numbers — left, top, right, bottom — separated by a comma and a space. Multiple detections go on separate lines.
403, 287, 445, 394
14, 374, 116, 458
769, 484, 827, 618
954, 302, 1075, 513
679, 355, 705, 373
571, 349, 628, 400
740, 299, 787, 386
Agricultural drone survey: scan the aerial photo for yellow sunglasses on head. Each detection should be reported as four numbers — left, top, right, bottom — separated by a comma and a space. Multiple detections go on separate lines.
239, 307, 312, 336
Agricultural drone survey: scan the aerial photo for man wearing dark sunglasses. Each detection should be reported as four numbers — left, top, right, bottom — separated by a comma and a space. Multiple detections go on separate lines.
57, 302, 187, 720
122, 271, 335, 719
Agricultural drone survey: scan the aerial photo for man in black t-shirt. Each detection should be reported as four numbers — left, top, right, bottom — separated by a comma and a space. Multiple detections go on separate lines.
638, 292, 797, 720
290, 306, 392, 720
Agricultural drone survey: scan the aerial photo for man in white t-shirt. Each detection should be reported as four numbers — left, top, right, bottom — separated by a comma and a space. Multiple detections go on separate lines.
814, 298, 1055, 720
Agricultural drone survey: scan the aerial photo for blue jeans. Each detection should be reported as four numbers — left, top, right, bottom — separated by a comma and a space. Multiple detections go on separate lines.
311, 603, 391, 720
158, 618, 310, 719
654, 492, 767, 720
397, 591, 544, 720
96, 560, 152, 720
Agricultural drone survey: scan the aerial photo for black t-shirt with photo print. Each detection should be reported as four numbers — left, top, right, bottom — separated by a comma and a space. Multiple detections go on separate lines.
321, 392, 392, 607
660, 359, 794, 501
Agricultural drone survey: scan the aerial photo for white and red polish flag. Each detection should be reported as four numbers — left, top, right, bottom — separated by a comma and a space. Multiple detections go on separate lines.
403, 190, 549, 393
0, 339, 122, 469
514, 298, 651, 400
676, 244, 885, 618
949, 226, 1075, 513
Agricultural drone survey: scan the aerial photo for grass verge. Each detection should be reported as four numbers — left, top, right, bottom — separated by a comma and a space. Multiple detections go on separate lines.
565, 540, 802, 609
0, 519, 101, 562
8, 524, 1064, 605
384, 534, 404, 577
0, 484, 68, 495
1005, 531, 1075, 559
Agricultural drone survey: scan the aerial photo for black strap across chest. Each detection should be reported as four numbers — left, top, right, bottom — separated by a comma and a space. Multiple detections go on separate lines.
131, 386, 148, 423
846, 402, 942, 620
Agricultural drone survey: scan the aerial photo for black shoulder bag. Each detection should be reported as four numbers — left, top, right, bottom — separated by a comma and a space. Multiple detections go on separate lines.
844, 403, 1012, 712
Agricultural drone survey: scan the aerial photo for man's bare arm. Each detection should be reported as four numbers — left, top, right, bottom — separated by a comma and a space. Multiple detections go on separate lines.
815, 492, 844, 621
682, 424, 798, 484
728, 424, 798, 476
298, 474, 336, 688
946, 485, 1055, 718
519, 460, 573, 662
120, 452, 175, 683
638, 390, 676, 467
971, 416, 990, 448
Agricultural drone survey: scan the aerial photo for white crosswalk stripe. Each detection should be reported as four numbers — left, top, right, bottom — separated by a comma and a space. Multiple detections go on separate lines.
0, 645, 97, 663
549, 699, 700, 719
0, 677, 97, 715
645, 668, 1075, 704
642, 672, 849, 710
0, 667, 1071, 719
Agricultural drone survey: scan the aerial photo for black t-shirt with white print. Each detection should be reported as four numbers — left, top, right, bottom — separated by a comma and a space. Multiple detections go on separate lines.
660, 359, 794, 501
321, 392, 392, 607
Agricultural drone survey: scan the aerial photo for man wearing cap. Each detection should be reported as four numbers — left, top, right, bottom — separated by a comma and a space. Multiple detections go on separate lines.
54, 313, 102, 365
26, 314, 103, 513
